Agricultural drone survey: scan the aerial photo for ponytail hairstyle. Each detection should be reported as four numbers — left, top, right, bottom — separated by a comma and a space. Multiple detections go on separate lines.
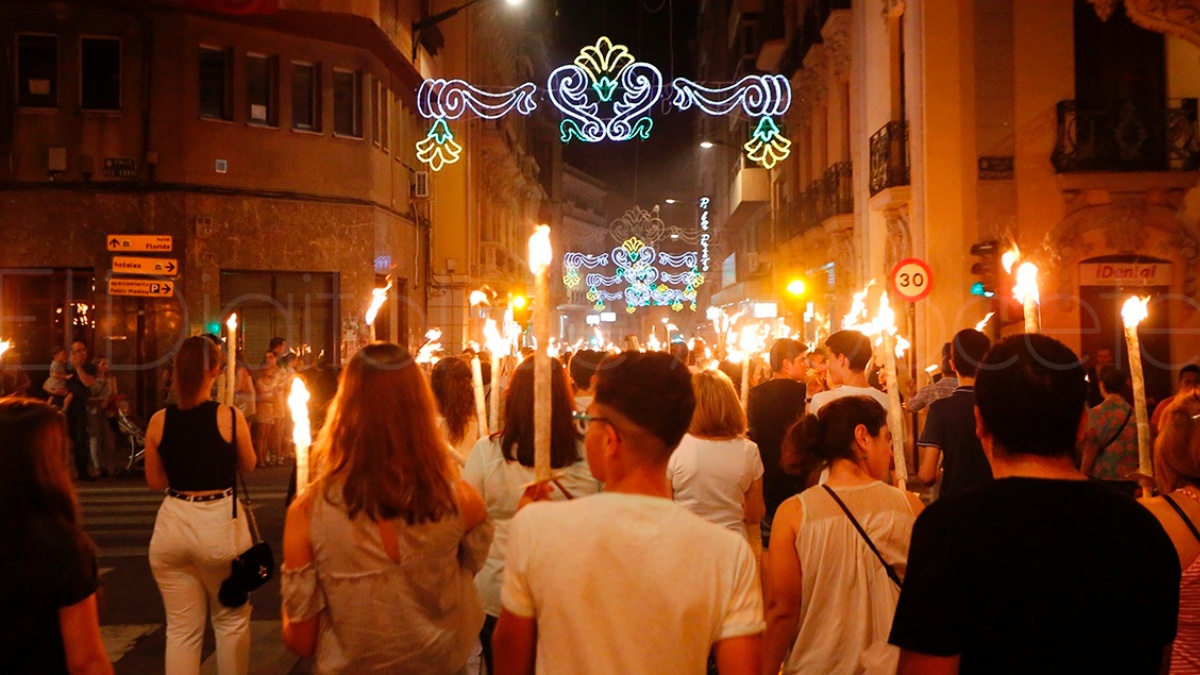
782, 396, 888, 484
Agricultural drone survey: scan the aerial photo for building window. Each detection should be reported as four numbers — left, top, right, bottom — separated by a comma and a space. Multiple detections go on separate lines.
246, 53, 277, 125
80, 37, 120, 110
333, 69, 361, 137
16, 34, 58, 108
198, 46, 232, 120
292, 62, 320, 131
372, 80, 390, 151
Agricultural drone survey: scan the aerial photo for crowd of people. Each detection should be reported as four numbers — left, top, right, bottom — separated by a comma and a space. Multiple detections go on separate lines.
7, 323, 1200, 674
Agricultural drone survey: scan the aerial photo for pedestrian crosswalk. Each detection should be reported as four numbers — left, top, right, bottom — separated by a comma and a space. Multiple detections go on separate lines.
77, 482, 298, 673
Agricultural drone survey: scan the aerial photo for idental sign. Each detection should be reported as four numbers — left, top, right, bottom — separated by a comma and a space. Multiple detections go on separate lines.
1078, 262, 1172, 287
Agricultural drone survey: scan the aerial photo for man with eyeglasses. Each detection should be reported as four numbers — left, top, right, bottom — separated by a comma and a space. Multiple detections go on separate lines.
493, 351, 764, 675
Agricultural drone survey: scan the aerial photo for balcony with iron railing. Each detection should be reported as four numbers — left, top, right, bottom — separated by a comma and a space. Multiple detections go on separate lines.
1052, 99, 1200, 173
869, 121, 910, 196
779, 162, 854, 240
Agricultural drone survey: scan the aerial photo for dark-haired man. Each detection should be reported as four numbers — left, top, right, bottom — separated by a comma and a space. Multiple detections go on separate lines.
1151, 363, 1200, 430
915, 329, 992, 500
567, 349, 606, 411
747, 338, 808, 544
493, 352, 763, 675
891, 334, 1180, 674
808, 330, 889, 415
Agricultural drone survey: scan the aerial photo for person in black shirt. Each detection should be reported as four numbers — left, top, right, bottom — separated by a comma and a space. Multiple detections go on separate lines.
890, 334, 1180, 674
67, 341, 98, 481
915, 329, 993, 500
0, 398, 112, 674
746, 338, 809, 546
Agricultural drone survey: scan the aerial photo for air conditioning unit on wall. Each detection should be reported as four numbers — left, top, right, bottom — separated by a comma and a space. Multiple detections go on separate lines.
413, 171, 430, 199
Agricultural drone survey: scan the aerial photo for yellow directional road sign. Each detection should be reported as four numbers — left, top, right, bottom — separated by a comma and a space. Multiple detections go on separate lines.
106, 235, 173, 252
108, 278, 175, 298
112, 256, 178, 277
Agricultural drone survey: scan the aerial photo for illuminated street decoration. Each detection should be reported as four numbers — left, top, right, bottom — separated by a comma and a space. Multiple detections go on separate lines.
658, 251, 698, 268
416, 118, 462, 171
548, 37, 661, 143
744, 117, 793, 170
670, 75, 792, 117
563, 252, 610, 268
417, 79, 538, 120
413, 40, 794, 171
563, 265, 581, 289
699, 197, 711, 272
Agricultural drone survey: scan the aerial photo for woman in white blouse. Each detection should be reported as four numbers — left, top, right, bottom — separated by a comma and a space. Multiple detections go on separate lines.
668, 369, 766, 544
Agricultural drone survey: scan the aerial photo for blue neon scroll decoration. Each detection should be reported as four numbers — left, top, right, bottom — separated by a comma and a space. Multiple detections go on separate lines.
585, 272, 625, 287
417, 79, 538, 120
563, 252, 610, 269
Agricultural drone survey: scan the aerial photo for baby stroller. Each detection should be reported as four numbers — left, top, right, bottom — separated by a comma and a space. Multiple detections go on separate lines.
114, 397, 146, 471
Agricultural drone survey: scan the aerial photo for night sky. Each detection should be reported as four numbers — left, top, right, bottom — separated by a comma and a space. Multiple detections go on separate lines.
547, 0, 702, 206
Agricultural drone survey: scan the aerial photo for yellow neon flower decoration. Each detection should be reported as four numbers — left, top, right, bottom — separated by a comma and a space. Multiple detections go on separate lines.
575, 36, 635, 84
416, 118, 463, 171
743, 117, 793, 170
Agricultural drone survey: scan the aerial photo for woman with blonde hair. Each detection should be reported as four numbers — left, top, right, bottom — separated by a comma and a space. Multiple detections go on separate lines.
281, 343, 492, 674
144, 336, 258, 675
0, 398, 113, 674
1140, 391, 1200, 671
668, 369, 766, 542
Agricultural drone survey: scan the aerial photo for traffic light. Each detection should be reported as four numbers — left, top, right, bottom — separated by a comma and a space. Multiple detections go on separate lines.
511, 294, 530, 324
969, 240, 999, 298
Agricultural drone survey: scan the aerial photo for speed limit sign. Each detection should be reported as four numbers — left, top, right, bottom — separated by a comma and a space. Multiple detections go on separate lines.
890, 258, 934, 302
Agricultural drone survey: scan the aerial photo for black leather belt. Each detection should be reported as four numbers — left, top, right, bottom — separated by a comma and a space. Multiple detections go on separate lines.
166, 487, 233, 502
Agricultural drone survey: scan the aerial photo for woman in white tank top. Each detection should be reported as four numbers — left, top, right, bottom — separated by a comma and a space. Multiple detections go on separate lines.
762, 395, 924, 675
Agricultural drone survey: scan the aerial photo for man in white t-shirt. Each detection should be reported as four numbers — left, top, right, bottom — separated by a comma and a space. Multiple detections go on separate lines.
808, 329, 890, 415
492, 352, 764, 675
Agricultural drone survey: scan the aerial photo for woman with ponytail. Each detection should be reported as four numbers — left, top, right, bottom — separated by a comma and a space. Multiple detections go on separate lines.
762, 396, 923, 674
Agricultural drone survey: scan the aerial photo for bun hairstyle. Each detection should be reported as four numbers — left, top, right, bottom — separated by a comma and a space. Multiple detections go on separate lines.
782, 396, 888, 483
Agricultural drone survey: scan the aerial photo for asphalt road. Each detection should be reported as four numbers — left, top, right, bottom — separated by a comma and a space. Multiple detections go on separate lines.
78, 464, 310, 675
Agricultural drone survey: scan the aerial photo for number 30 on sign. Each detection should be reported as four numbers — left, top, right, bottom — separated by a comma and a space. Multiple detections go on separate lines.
890, 258, 933, 302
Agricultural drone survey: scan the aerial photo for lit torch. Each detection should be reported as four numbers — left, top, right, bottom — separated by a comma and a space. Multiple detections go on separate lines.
468, 342, 490, 438
485, 319, 508, 432
1122, 296, 1153, 494
529, 225, 554, 483
289, 378, 312, 492
874, 292, 909, 490
1013, 262, 1041, 334
365, 277, 393, 343
415, 328, 442, 365
975, 311, 995, 333
225, 313, 238, 407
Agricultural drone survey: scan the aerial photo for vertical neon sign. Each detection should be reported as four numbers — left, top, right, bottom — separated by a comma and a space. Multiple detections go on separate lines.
699, 197, 711, 273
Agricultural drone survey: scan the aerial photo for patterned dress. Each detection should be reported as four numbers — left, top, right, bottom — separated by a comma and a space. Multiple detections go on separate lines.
1079, 397, 1139, 482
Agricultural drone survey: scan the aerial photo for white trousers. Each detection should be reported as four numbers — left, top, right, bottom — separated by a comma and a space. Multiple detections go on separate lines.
149, 494, 254, 675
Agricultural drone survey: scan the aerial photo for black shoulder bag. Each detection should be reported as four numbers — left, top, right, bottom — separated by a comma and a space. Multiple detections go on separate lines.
218, 410, 276, 608
822, 485, 903, 588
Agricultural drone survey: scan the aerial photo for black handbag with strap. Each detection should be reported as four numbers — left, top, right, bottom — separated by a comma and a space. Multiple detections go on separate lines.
218, 412, 276, 608
822, 485, 903, 589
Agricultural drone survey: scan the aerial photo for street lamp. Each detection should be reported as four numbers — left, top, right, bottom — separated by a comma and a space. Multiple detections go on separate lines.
413, 0, 524, 57
699, 141, 715, 149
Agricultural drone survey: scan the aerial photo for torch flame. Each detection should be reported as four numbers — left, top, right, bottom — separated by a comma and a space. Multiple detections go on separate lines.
484, 319, 508, 358
365, 278, 393, 327
416, 328, 443, 365
528, 225, 553, 274
1002, 246, 1020, 274
289, 378, 311, 448
842, 280, 876, 330
0, 339, 10, 359
226, 313, 238, 332
1121, 296, 1150, 328
1013, 262, 1040, 305
469, 289, 489, 307
975, 312, 995, 333
926, 363, 940, 374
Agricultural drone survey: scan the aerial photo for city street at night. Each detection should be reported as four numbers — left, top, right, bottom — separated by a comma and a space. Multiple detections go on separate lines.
3, 0, 1200, 673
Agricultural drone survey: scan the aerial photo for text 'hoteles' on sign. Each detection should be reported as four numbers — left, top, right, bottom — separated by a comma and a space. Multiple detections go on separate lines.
1078, 262, 1173, 287
106, 235, 173, 252
112, 256, 178, 277
108, 278, 175, 298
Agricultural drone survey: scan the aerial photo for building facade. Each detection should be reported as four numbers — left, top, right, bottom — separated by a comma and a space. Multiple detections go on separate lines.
0, 0, 544, 411
702, 0, 1200, 402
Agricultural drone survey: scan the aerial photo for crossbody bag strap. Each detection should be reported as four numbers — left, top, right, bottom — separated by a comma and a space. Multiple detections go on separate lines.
1164, 494, 1200, 546
821, 485, 903, 588
1095, 408, 1134, 458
